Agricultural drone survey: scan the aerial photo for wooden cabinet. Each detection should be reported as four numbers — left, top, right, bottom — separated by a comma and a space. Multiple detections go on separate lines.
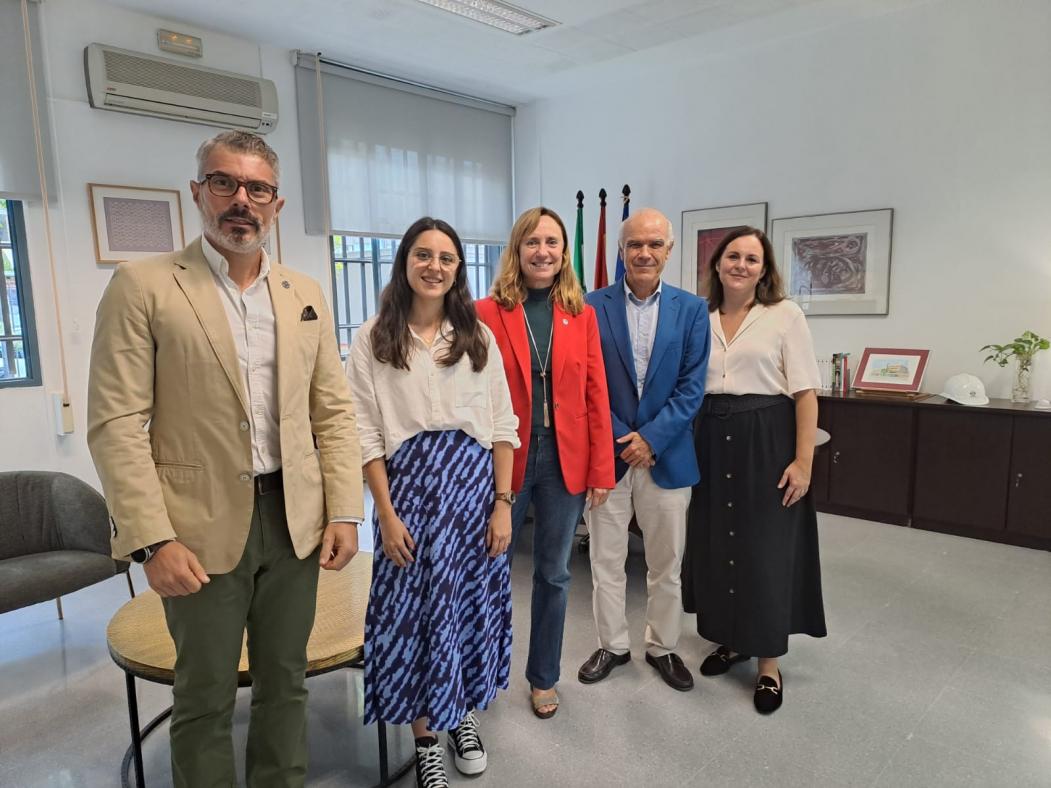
813, 397, 913, 525
828, 401, 914, 522
1006, 416, 1051, 540
913, 409, 1013, 533
815, 393, 1051, 551
811, 405, 832, 507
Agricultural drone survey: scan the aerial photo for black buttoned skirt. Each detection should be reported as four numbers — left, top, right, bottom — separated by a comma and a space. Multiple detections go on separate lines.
682, 394, 826, 657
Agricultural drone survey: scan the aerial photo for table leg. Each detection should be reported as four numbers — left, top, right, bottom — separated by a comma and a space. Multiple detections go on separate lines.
125, 672, 145, 788
377, 720, 389, 784
372, 720, 415, 788
120, 705, 173, 788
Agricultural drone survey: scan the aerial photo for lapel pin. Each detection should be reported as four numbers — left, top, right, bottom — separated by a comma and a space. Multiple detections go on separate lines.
562, 318, 569, 325
282, 280, 290, 289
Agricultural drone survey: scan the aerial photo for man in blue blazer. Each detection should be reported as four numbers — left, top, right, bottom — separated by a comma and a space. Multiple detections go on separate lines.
578, 208, 710, 692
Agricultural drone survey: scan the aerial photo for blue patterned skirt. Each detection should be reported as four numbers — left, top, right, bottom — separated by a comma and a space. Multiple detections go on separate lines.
364, 430, 512, 730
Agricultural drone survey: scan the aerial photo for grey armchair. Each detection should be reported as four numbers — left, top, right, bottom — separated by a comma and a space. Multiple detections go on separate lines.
0, 471, 133, 618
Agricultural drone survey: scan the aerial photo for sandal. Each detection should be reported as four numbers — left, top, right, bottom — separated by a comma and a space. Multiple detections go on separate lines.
530, 688, 559, 719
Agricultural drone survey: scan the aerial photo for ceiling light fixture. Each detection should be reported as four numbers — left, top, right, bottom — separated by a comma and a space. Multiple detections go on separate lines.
414, 0, 558, 35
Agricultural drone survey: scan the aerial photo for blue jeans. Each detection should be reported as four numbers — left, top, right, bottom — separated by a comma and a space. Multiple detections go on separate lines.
510, 434, 587, 690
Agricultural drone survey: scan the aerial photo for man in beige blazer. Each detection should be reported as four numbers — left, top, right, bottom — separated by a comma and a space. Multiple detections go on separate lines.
88, 130, 363, 787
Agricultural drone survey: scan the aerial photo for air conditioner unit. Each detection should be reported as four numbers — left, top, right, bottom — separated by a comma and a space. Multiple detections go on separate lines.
84, 43, 278, 133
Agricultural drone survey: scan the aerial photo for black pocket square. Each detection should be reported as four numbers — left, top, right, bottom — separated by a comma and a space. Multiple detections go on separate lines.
301, 306, 318, 321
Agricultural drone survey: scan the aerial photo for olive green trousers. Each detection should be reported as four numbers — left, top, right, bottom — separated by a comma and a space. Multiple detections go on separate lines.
162, 488, 320, 788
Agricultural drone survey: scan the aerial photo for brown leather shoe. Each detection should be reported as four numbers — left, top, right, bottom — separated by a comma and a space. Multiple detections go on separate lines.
577, 648, 631, 684
645, 652, 694, 691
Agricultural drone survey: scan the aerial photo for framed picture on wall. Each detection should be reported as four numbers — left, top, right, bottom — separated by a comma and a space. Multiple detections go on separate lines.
262, 215, 282, 264
770, 208, 893, 315
680, 203, 767, 298
88, 184, 185, 264
854, 347, 930, 393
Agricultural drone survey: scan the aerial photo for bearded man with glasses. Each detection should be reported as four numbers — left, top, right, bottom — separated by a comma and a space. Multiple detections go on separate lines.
88, 130, 364, 787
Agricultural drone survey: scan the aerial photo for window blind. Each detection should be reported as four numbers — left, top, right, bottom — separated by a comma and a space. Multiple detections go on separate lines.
295, 53, 513, 243
0, 0, 55, 201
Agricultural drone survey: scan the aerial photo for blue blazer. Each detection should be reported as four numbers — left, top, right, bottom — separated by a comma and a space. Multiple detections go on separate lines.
586, 280, 711, 489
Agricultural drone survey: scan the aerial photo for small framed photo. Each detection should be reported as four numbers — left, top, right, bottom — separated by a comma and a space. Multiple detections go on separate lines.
680, 202, 767, 298
771, 208, 893, 316
88, 183, 185, 264
854, 347, 930, 393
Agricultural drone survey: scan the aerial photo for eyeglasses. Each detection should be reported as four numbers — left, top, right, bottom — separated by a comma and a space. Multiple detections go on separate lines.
200, 173, 279, 205
411, 248, 460, 268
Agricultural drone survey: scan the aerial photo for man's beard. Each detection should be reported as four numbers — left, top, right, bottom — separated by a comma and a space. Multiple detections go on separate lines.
201, 206, 269, 254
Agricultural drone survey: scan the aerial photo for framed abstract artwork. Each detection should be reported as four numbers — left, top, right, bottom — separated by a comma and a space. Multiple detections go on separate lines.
770, 208, 893, 316
680, 202, 767, 298
854, 347, 930, 393
88, 184, 185, 264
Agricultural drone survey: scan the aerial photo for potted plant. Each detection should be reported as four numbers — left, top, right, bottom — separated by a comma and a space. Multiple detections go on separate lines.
981, 330, 1049, 403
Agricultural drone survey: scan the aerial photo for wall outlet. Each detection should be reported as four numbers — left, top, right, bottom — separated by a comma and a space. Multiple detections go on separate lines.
51, 392, 74, 435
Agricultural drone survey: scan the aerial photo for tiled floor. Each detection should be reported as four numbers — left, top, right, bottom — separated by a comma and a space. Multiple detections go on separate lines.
2, 513, 1050, 787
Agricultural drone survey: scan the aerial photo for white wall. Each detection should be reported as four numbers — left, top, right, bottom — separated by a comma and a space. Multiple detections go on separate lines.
5, 0, 1050, 483
1, 0, 328, 480
515, 0, 1051, 400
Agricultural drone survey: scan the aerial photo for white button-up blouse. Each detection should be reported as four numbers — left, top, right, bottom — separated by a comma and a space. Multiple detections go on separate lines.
346, 317, 520, 465
706, 299, 821, 396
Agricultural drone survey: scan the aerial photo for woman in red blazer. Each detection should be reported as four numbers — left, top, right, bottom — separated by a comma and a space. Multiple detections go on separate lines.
476, 206, 615, 720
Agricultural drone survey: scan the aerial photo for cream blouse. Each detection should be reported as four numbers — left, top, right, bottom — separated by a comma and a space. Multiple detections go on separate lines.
346, 317, 520, 465
706, 300, 821, 396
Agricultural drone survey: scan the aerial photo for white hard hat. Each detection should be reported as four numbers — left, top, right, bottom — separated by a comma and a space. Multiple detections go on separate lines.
940, 373, 989, 406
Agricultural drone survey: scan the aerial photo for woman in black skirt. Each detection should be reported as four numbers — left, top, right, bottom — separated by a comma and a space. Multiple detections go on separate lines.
682, 226, 826, 714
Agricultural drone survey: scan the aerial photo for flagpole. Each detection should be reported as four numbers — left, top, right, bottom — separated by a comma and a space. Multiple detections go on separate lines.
614, 184, 631, 281
594, 188, 609, 290
573, 190, 586, 289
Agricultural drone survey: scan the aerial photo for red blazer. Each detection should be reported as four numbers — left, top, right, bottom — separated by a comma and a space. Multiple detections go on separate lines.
476, 297, 615, 495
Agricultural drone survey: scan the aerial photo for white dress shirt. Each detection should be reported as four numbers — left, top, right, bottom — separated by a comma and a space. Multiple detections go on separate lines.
624, 279, 662, 396
706, 299, 821, 396
346, 317, 520, 465
202, 236, 281, 476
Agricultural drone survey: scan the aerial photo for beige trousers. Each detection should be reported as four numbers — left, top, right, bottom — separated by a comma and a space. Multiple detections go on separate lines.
585, 465, 692, 656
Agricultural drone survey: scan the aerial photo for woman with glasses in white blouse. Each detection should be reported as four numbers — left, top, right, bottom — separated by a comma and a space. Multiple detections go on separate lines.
682, 226, 826, 715
346, 217, 520, 788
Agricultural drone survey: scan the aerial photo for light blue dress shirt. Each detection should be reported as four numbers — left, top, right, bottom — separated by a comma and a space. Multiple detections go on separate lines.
624, 279, 662, 397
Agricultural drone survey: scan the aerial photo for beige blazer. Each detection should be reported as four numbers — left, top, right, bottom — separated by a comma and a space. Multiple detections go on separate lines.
87, 238, 363, 573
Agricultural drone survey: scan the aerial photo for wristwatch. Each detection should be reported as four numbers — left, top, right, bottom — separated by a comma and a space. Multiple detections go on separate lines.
130, 540, 173, 564
494, 491, 516, 506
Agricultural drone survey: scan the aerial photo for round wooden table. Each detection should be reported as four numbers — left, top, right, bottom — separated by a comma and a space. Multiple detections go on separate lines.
107, 554, 410, 787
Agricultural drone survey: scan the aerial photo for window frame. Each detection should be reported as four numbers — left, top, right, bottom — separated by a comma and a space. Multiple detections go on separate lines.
0, 199, 41, 388
329, 233, 502, 358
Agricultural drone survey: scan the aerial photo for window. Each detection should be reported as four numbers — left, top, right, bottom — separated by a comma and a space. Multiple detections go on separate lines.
0, 199, 39, 387
331, 234, 502, 357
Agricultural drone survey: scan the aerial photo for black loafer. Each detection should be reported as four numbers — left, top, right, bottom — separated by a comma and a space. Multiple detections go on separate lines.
578, 648, 631, 684
754, 671, 783, 714
645, 652, 694, 691
700, 646, 751, 676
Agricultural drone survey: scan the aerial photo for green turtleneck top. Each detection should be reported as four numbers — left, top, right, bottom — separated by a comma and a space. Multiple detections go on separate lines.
523, 286, 554, 435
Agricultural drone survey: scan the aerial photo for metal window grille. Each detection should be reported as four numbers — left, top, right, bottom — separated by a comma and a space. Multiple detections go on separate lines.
330, 234, 502, 357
